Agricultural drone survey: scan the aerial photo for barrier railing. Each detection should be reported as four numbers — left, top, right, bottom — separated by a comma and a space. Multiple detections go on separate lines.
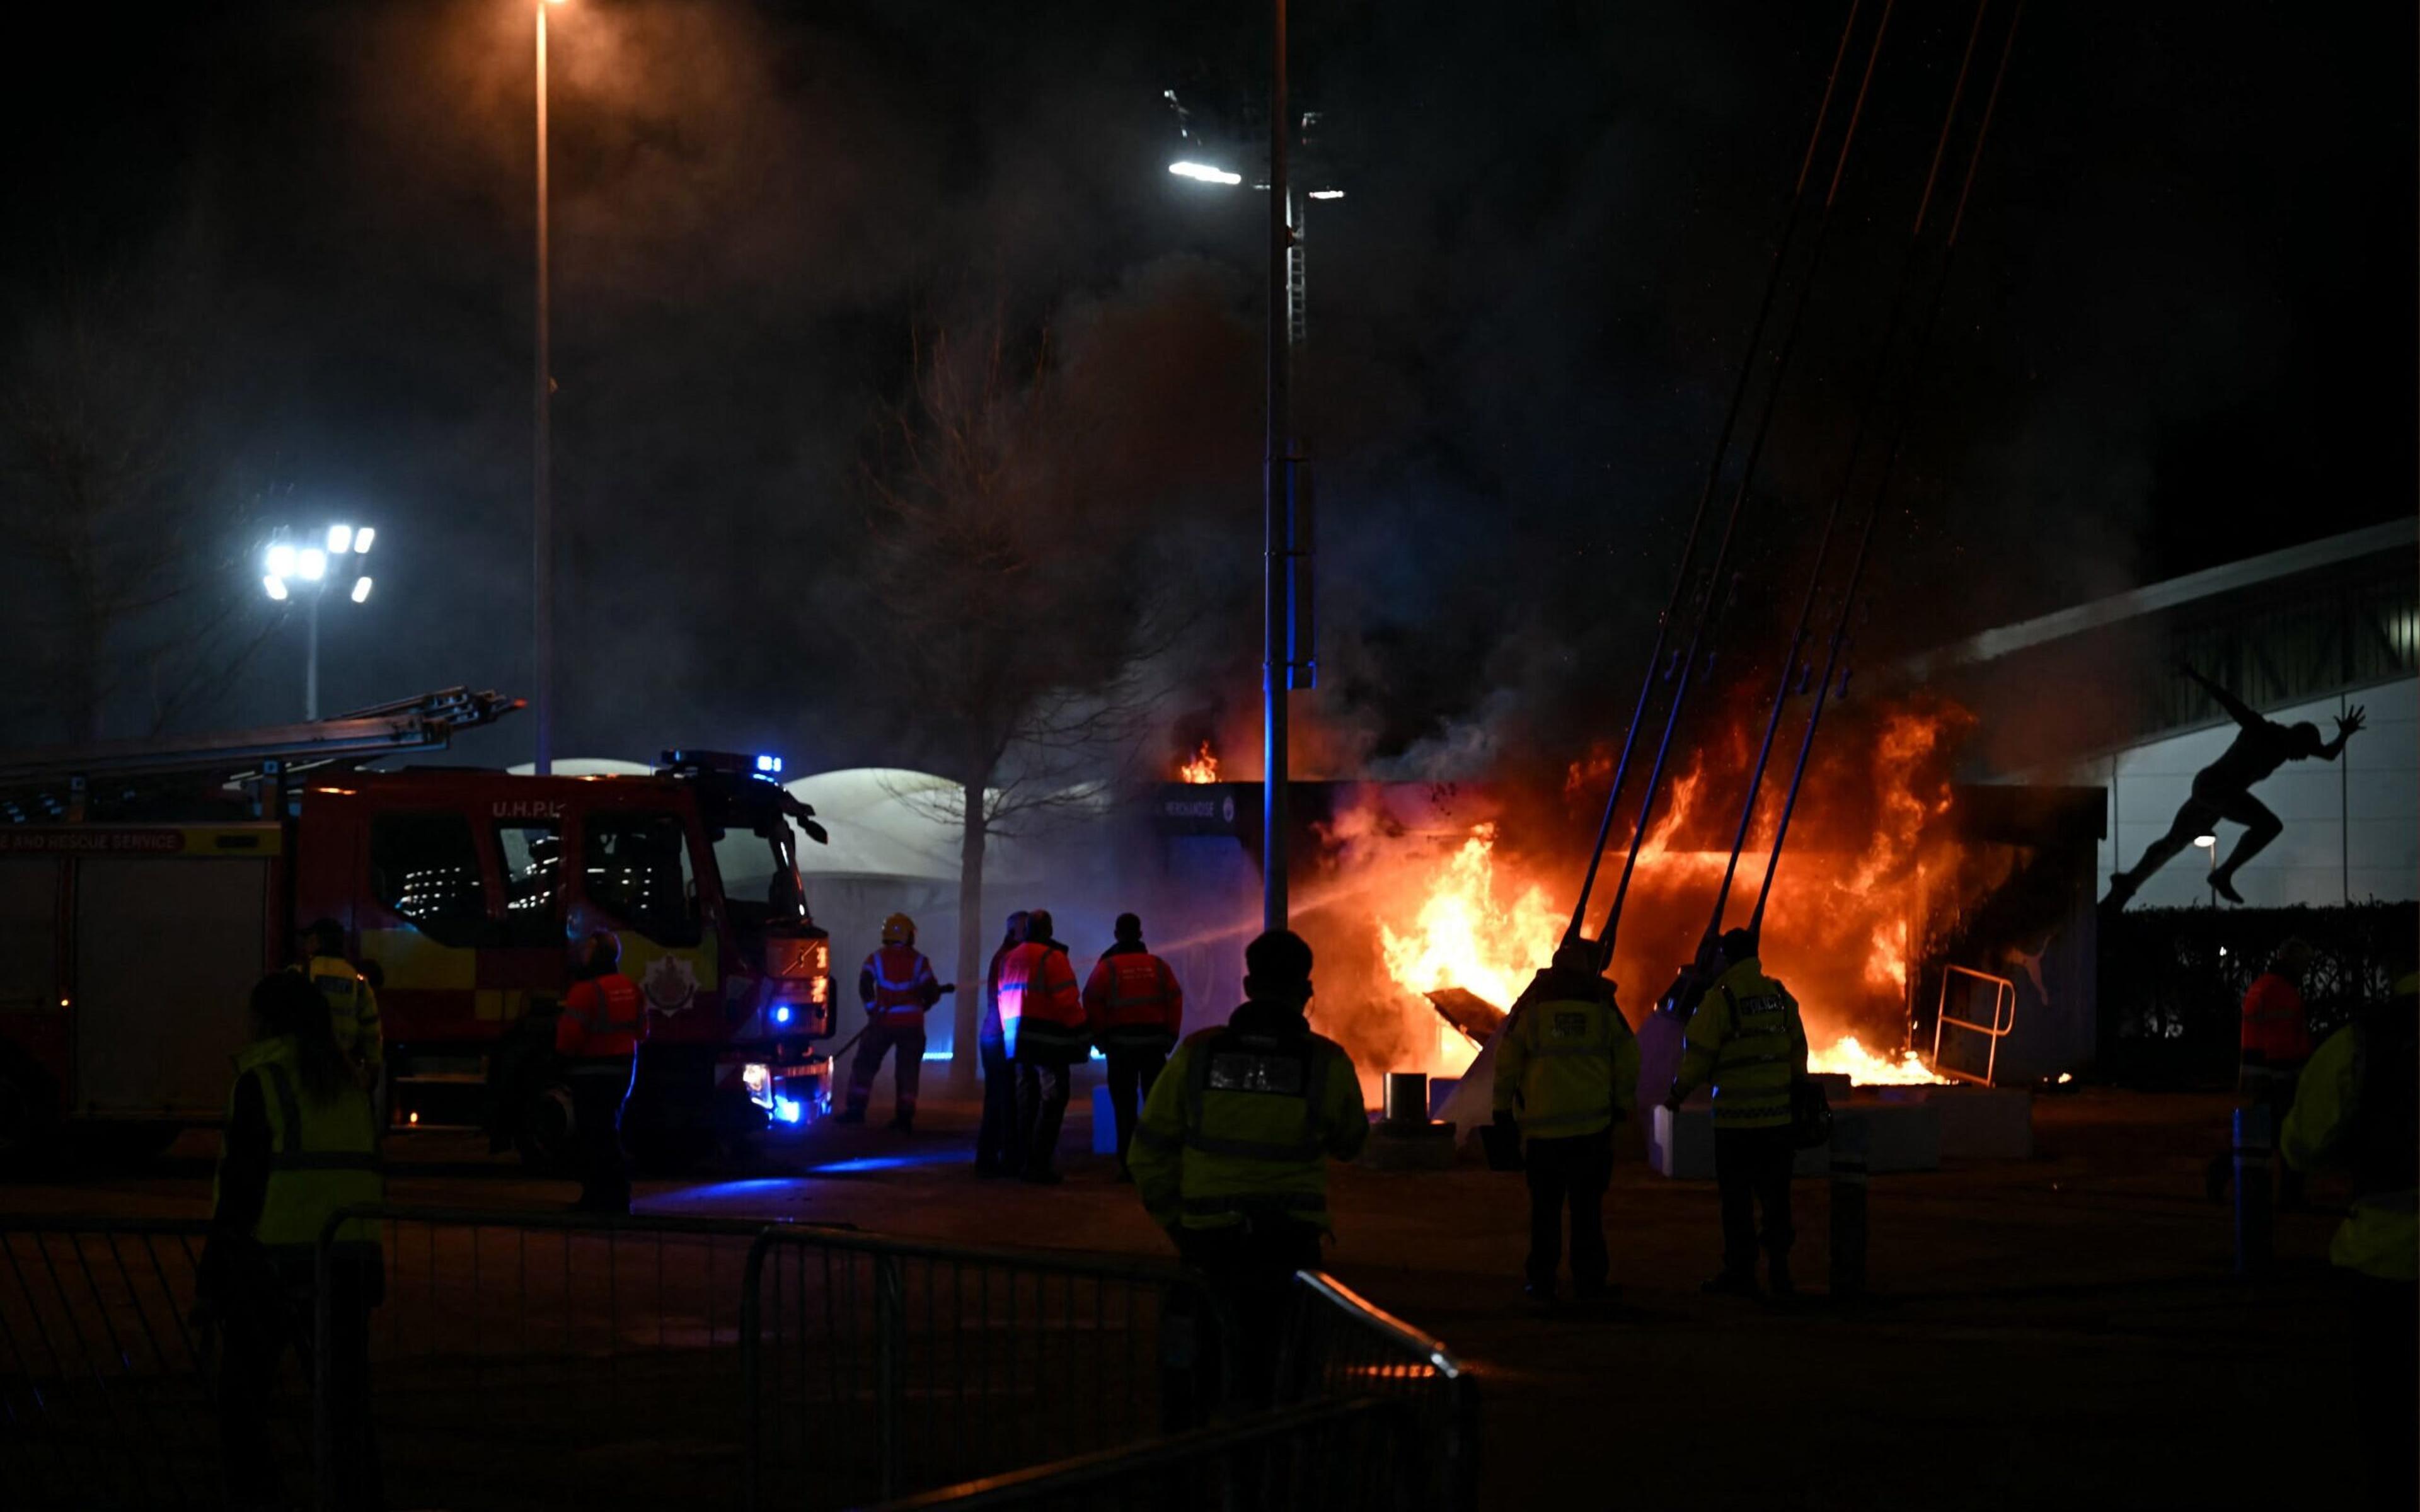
850, 1396, 1424, 1511
1933, 966, 2018, 1085
313, 1205, 805, 1512
1279, 1271, 1480, 1512
0, 1216, 268, 1510
742, 1228, 1231, 1510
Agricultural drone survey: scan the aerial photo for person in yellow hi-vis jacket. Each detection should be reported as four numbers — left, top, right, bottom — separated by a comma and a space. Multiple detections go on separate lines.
1664, 927, 1808, 1301
1131, 929, 1366, 1411
2281, 970, 2415, 1512
299, 918, 383, 1095
199, 971, 384, 1510
1494, 941, 1640, 1302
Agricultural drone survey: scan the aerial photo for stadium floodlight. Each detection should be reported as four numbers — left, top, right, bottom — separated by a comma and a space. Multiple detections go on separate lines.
1169, 161, 1243, 186
327, 524, 354, 554
351, 576, 374, 604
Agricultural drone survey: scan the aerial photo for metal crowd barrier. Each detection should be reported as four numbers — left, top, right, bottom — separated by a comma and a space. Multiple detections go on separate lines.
313, 1205, 804, 1512
0, 1217, 270, 1510
851, 1397, 1425, 1511
1278, 1271, 1480, 1512
742, 1228, 1233, 1510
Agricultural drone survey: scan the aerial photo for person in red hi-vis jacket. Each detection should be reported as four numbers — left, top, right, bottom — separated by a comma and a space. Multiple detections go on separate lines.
1083, 913, 1184, 1181
556, 930, 648, 1213
996, 908, 1088, 1184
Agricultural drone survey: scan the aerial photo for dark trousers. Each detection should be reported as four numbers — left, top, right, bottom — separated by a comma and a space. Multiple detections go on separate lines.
1714, 1124, 1797, 1281
2348, 1270, 2419, 1511
218, 1252, 383, 1511
1015, 1056, 1075, 1176
1104, 1041, 1172, 1165
1165, 1218, 1324, 1426
567, 1063, 633, 1213
1524, 1130, 1613, 1291
977, 1039, 1023, 1172
846, 1017, 926, 1121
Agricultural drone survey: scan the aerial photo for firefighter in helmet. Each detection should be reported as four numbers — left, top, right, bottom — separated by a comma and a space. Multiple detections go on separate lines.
837, 913, 951, 1133
555, 929, 648, 1213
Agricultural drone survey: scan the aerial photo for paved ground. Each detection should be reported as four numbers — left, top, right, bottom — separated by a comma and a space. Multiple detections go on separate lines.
3, 1074, 2379, 1510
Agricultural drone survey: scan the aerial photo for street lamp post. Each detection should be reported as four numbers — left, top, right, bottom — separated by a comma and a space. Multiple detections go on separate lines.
1165, 35, 1340, 934
533, 0, 563, 775
263, 525, 377, 721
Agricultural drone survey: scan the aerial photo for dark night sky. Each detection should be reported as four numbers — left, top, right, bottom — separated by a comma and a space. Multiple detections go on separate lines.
3, 1, 2411, 776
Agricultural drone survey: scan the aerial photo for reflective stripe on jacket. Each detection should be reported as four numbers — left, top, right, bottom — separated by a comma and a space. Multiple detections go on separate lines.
861, 946, 940, 1024
2240, 973, 2312, 1063
1129, 1005, 1368, 1233
997, 942, 1086, 1060
304, 956, 382, 1071
1083, 951, 1184, 1048
1675, 958, 1807, 1130
214, 1036, 384, 1254
556, 975, 647, 1067
1492, 968, 1641, 1139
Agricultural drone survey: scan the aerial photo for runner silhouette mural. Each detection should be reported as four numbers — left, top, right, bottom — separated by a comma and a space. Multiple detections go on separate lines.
2104, 667, 2365, 909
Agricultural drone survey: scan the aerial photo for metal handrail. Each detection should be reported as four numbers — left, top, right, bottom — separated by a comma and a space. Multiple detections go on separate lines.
1933, 965, 2018, 1085
850, 1397, 1416, 1510
1278, 1269, 1481, 1512
1288, 1271, 1467, 1379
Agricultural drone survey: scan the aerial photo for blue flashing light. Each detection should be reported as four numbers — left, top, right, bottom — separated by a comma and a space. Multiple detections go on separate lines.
773, 1095, 803, 1125
755, 753, 783, 775
773, 1004, 793, 1025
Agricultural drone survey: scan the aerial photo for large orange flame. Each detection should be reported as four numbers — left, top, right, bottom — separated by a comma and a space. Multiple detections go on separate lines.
1377, 824, 1562, 1074
1358, 703, 1964, 1088
1177, 741, 1219, 784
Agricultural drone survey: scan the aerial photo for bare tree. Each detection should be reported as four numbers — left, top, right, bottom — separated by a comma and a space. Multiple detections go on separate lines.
0, 255, 270, 745
855, 317, 1187, 1085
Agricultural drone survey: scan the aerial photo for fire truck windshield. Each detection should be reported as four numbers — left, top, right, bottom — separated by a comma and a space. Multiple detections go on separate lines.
713, 823, 806, 932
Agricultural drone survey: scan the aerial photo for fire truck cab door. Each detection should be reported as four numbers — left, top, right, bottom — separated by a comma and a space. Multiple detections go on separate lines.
567, 807, 720, 1034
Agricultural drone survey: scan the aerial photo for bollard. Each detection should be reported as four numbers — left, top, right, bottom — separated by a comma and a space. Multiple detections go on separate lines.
2233, 1103, 2274, 1278
1828, 1111, 1869, 1305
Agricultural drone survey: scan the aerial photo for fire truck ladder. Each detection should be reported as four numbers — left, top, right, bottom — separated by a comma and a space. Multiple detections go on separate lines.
0, 687, 525, 823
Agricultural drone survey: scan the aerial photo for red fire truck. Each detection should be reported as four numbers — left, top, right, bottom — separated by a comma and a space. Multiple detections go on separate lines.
0, 690, 838, 1162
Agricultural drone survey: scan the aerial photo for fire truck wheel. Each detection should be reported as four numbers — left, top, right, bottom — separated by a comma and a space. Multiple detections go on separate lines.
514, 1085, 575, 1174
0, 1042, 60, 1160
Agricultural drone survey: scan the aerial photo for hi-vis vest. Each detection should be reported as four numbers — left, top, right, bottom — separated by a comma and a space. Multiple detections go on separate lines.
2240, 974, 2312, 1065
1131, 1019, 1368, 1232
996, 943, 1086, 1060
304, 955, 382, 1071
1083, 951, 1184, 1048
558, 975, 647, 1070
214, 1036, 384, 1254
1493, 976, 1642, 1139
1681, 960, 1807, 1130
863, 946, 939, 1024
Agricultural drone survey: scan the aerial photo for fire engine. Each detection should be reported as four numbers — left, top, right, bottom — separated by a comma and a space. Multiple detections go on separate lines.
0, 689, 838, 1162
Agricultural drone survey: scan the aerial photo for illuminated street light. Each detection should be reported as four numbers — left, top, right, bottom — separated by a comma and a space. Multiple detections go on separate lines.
2192, 834, 2217, 849
1308, 188, 1344, 200
261, 523, 383, 719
